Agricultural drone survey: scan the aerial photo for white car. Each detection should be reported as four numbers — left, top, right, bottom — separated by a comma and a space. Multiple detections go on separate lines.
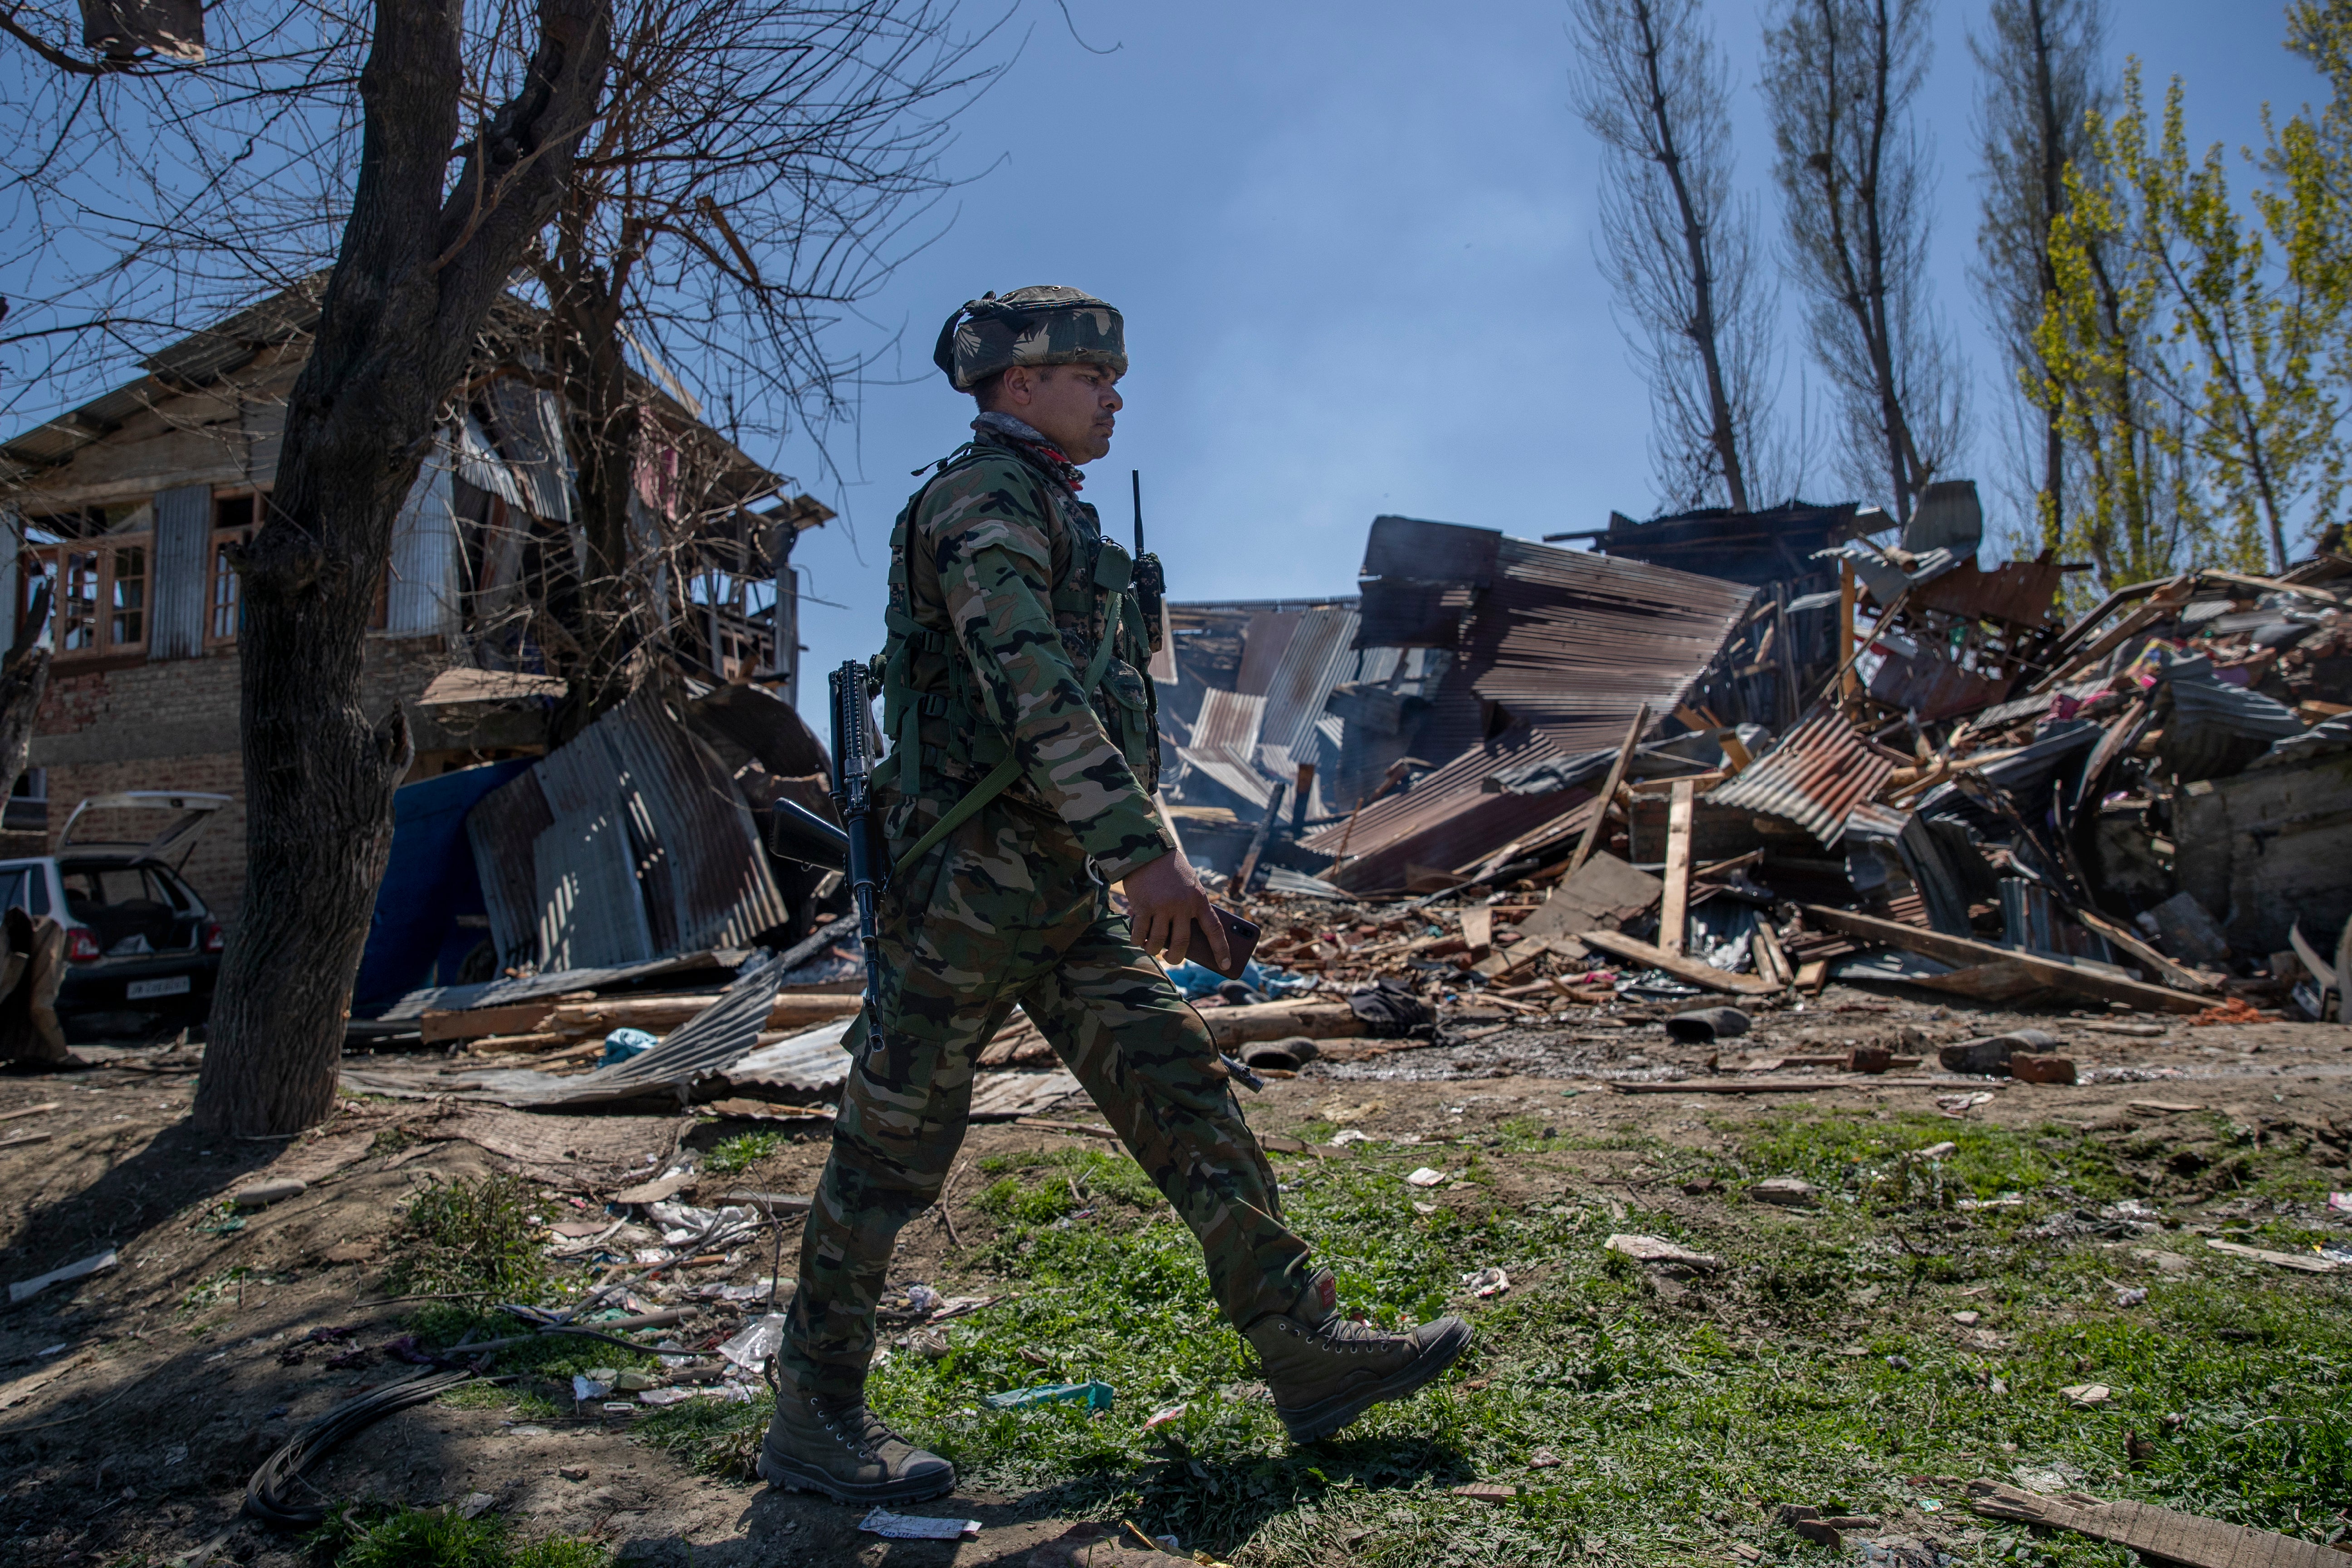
0, 792, 229, 1041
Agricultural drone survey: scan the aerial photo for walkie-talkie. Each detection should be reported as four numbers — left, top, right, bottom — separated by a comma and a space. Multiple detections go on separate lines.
1131, 469, 1165, 651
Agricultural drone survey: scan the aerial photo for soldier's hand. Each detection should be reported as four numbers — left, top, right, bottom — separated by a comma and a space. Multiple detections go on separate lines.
1122, 849, 1233, 972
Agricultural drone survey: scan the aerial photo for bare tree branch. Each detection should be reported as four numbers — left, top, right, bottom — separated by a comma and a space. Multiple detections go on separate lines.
1762, 0, 1967, 523
1570, 0, 1783, 513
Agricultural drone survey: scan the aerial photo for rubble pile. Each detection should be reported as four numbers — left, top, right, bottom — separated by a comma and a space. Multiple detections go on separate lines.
1144, 488, 2352, 1051
367, 484, 2352, 1103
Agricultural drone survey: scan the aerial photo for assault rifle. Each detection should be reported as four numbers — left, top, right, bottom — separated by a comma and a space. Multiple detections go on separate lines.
828, 661, 889, 1056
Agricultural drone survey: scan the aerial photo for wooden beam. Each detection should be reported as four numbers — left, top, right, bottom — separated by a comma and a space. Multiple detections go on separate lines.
1838, 561, 1858, 709
1798, 906, 2209, 1014
1567, 701, 1649, 879
1578, 928, 1780, 995
1967, 1483, 2342, 1568
1233, 780, 1288, 897
420, 1002, 557, 1043
1660, 780, 1695, 956
2070, 905, 2221, 995
1753, 920, 1792, 988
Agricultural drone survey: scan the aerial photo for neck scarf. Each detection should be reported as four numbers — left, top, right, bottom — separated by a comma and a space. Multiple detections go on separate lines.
971, 411, 1085, 492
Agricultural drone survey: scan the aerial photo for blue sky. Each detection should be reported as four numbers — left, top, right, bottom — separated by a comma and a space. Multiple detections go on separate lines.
0, 3, 2316, 707
775, 0, 2324, 705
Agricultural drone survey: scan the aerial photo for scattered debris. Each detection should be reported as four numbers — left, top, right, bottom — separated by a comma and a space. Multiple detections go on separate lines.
1405, 1167, 1449, 1187
1605, 1234, 1724, 1270
1967, 1480, 2344, 1568
1750, 1178, 1817, 1206
230, 1178, 307, 1209
1666, 1006, 1751, 1043
858, 1508, 981, 1541
2205, 1239, 2344, 1274
7, 1248, 117, 1304
982, 1381, 1115, 1411
2061, 1383, 2115, 1406
1460, 1266, 1510, 1297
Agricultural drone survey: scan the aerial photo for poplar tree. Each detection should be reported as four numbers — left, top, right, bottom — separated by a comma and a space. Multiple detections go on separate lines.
1970, 0, 2106, 549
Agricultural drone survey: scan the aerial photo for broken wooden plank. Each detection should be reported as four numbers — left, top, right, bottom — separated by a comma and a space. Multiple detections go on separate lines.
2071, 905, 2222, 995
1578, 929, 1779, 995
420, 1002, 557, 1044
1966, 1482, 2342, 1568
2205, 1238, 2342, 1274
1660, 780, 1695, 958
1900, 959, 2053, 1003
1753, 921, 1792, 989
1567, 701, 1649, 878
1798, 906, 2208, 1015
1459, 906, 1493, 961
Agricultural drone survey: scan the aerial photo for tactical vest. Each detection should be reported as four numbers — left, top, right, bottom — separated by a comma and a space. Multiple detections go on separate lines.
871, 439, 1162, 819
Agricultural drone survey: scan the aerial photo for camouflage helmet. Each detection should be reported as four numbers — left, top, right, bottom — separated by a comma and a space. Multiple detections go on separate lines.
931, 286, 1126, 391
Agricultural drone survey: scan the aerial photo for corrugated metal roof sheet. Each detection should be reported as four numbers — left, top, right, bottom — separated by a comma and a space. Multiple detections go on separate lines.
727, 1016, 857, 1091
484, 378, 574, 523
1259, 606, 1361, 758
1363, 515, 1499, 583
604, 690, 791, 953
493, 951, 787, 1107
455, 412, 530, 511
367, 951, 728, 1024
970, 1070, 1082, 1119
1194, 688, 1265, 756
1183, 687, 1278, 806
1235, 612, 1302, 696
468, 689, 789, 971
1705, 708, 1900, 847
1303, 533, 1754, 889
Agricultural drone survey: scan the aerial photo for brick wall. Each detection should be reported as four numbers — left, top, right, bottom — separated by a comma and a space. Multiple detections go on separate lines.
31, 636, 466, 924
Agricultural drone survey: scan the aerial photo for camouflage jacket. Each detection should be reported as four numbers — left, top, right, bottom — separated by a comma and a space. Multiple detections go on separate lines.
877, 424, 1172, 881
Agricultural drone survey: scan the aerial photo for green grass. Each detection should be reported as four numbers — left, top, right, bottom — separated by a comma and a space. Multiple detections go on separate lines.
305, 1505, 607, 1567
386, 1175, 549, 1303
704, 1130, 787, 1175
638, 1113, 2352, 1565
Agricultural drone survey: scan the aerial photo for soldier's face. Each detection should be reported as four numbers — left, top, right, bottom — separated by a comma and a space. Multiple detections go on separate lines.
1005, 364, 1122, 463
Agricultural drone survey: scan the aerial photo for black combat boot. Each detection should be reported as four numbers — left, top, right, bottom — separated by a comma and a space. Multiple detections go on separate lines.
1243, 1269, 1472, 1443
758, 1385, 956, 1504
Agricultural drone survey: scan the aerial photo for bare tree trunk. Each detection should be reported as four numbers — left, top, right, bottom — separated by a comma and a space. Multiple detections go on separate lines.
192, 0, 610, 1136
1764, 0, 1963, 522
546, 211, 647, 740
1571, 0, 1778, 513
0, 584, 53, 809
1972, 0, 2105, 548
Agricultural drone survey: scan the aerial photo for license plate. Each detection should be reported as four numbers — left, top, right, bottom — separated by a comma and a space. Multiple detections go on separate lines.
126, 975, 191, 1001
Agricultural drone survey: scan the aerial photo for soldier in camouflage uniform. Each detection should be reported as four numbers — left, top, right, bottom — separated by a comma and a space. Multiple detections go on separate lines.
760, 287, 1471, 1505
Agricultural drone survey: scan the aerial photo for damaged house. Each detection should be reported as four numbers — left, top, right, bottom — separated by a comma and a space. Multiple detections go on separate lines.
0, 284, 835, 962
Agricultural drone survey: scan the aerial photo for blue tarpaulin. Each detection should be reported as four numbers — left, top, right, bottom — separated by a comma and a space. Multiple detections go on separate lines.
353, 758, 535, 1013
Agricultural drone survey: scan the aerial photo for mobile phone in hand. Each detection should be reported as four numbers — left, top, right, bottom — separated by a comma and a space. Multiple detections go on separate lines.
1183, 906, 1259, 981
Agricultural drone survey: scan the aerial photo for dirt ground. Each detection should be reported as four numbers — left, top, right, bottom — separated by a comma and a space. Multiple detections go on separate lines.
0, 987, 2343, 1567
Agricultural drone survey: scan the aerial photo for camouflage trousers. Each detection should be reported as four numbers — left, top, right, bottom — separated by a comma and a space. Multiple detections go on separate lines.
777, 796, 1314, 1399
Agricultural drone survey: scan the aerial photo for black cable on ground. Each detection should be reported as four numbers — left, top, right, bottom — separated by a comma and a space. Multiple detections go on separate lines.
244, 1368, 476, 1530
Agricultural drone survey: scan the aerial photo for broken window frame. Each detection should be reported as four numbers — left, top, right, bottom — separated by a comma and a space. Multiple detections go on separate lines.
206, 490, 263, 647
38, 535, 151, 660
